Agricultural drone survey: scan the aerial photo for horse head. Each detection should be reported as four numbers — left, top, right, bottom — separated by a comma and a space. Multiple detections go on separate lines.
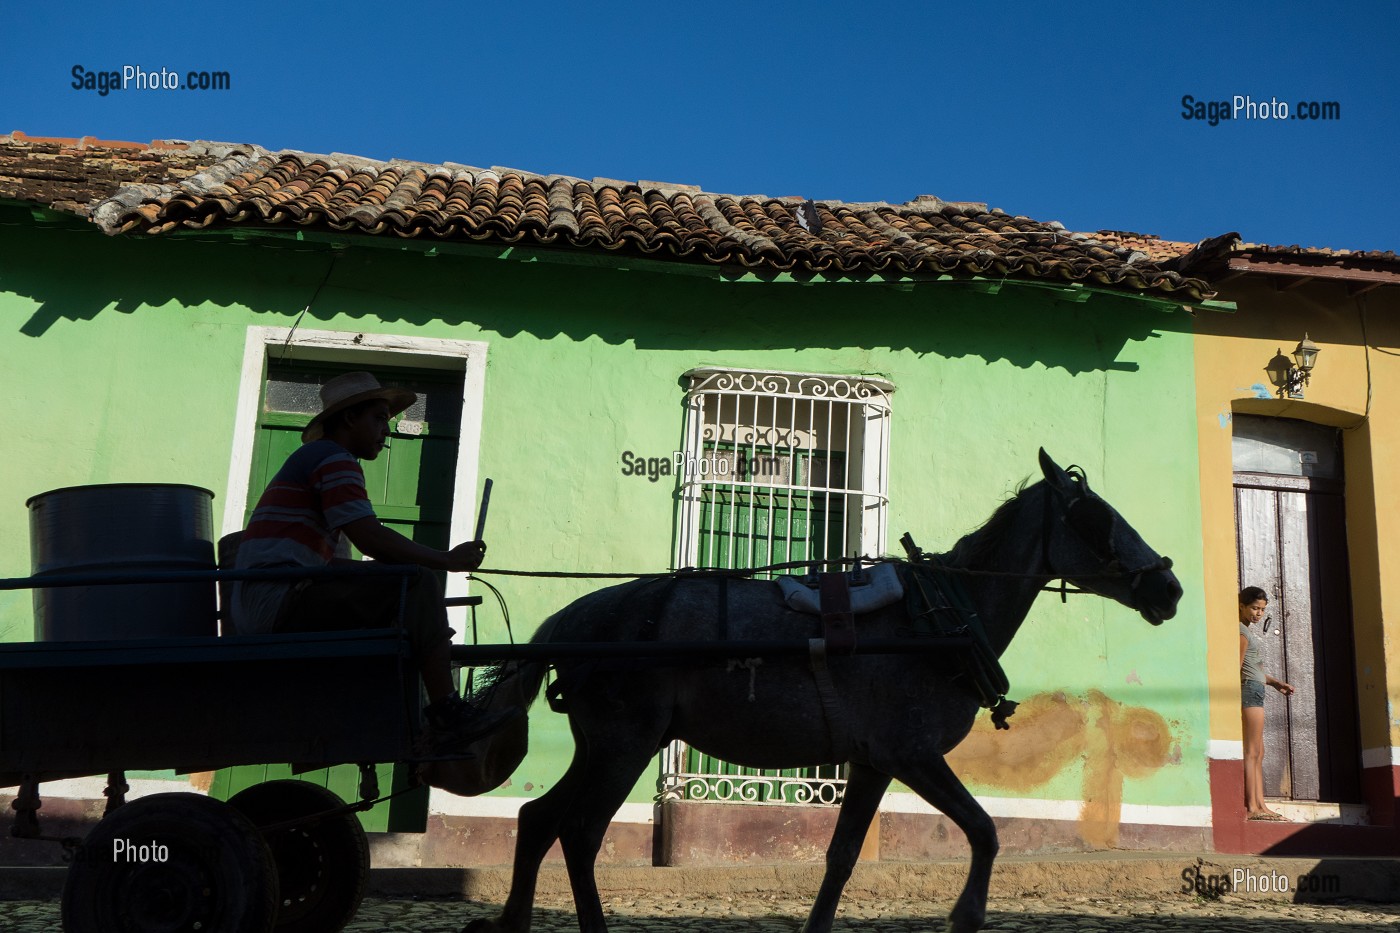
1037, 449, 1182, 625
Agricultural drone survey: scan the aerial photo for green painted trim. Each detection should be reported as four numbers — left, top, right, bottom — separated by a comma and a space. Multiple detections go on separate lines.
1196, 298, 1238, 312
0, 203, 92, 228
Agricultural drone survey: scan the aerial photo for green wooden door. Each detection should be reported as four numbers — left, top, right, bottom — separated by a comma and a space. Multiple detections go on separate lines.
210, 361, 465, 832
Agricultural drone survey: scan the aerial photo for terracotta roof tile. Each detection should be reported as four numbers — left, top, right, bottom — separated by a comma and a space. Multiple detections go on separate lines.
1080, 230, 1198, 264
1084, 230, 1400, 283
1, 132, 1214, 301
1237, 242, 1400, 263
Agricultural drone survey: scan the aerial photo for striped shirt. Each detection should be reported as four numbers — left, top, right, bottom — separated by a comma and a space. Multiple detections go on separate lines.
233, 440, 376, 633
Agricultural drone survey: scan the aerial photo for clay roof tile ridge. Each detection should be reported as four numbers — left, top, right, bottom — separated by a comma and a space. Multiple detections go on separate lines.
90, 145, 268, 233
92, 184, 170, 235
287, 150, 389, 174
180, 140, 263, 160
637, 179, 702, 194
491, 164, 546, 179
937, 200, 989, 215
692, 194, 778, 254
857, 209, 920, 248
177, 149, 267, 196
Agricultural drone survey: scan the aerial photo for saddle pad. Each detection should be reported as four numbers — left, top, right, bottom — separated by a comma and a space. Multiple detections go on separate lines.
775, 562, 903, 615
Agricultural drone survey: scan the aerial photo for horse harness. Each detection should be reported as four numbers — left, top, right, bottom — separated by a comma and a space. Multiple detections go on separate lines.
787, 554, 1020, 762
1041, 466, 1174, 610
808, 570, 859, 761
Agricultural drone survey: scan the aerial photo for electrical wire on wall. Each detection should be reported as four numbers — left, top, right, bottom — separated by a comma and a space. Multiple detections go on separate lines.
1345, 291, 1375, 431
278, 248, 342, 362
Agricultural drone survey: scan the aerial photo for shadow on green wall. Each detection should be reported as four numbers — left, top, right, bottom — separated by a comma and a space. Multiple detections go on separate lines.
5, 215, 1192, 376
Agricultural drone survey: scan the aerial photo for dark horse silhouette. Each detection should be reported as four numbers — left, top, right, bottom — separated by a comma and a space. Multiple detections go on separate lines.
465, 450, 1182, 933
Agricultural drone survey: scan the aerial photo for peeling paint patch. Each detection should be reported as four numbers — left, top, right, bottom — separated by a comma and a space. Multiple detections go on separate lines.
1218, 411, 1232, 429
1125, 670, 1142, 685
1250, 383, 1272, 399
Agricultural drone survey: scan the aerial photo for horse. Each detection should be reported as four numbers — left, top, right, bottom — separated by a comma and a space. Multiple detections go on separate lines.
463, 450, 1182, 933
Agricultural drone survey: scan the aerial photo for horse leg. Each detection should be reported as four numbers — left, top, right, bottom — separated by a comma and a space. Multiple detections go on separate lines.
895, 755, 998, 933
463, 752, 587, 933
556, 738, 662, 933
801, 762, 890, 933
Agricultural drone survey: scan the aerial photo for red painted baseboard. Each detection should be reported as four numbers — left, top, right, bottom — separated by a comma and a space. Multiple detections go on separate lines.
1210, 758, 1400, 855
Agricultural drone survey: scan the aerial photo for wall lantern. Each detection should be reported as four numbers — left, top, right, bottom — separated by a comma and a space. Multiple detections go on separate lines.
1265, 334, 1321, 399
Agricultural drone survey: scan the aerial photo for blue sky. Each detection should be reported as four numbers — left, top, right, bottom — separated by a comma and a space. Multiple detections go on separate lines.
4, 1, 1396, 252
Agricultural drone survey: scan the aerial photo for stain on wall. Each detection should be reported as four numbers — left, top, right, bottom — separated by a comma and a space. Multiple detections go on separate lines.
946, 691, 1086, 790
948, 690, 1175, 847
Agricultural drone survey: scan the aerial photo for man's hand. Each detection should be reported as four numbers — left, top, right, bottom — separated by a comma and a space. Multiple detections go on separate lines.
446, 540, 487, 572
342, 517, 487, 573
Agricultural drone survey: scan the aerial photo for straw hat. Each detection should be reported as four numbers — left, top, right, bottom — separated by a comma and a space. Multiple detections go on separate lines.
302, 372, 417, 443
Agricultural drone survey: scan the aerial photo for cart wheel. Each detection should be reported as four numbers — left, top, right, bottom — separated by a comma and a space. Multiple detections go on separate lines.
61, 791, 278, 933
227, 781, 369, 933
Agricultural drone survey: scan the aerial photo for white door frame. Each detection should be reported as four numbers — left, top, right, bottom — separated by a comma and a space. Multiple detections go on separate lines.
224, 326, 490, 620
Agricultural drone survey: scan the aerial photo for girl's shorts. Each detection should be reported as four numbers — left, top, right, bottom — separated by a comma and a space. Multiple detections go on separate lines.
1241, 680, 1265, 709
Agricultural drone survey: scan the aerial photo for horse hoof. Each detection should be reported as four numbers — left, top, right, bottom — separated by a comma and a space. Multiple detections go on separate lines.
946, 911, 985, 933
463, 919, 501, 933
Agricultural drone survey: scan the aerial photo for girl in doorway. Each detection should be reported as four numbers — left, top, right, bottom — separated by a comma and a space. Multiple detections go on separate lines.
1240, 585, 1295, 821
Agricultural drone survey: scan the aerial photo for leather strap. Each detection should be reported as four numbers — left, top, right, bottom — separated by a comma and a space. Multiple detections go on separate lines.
808, 638, 853, 762
818, 571, 856, 653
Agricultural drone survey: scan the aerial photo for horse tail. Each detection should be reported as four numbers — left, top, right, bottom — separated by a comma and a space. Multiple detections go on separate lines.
473, 610, 565, 713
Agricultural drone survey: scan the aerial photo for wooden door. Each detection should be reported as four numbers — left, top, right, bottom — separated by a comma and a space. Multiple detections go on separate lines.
1232, 413, 1362, 805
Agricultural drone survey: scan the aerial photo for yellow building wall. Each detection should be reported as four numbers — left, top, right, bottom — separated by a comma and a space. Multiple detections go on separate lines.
1194, 278, 1400, 758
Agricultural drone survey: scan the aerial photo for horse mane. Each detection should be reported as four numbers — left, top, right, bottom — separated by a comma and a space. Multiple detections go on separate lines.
937, 476, 1039, 569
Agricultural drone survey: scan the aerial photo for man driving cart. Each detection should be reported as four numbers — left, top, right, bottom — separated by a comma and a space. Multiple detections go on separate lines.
233, 371, 518, 749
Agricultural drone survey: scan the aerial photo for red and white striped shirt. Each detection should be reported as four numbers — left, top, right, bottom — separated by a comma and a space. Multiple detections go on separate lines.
233, 440, 376, 633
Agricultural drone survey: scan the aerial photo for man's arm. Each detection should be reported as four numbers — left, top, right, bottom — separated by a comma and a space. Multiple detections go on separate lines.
340, 516, 485, 572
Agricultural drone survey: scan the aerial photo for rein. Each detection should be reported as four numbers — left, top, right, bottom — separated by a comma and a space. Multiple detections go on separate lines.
466, 470, 1172, 593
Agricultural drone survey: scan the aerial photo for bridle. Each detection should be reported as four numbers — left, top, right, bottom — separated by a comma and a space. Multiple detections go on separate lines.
1040, 466, 1174, 608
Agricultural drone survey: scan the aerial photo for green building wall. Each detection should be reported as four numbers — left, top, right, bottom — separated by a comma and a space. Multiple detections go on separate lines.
0, 206, 1207, 814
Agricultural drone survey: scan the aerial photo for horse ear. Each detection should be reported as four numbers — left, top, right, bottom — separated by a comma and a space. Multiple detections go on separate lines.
1038, 448, 1074, 493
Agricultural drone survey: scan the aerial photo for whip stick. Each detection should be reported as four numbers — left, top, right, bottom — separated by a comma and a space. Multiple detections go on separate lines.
474, 478, 493, 541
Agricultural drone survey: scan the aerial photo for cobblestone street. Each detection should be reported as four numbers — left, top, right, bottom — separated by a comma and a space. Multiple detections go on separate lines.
2, 891, 1396, 932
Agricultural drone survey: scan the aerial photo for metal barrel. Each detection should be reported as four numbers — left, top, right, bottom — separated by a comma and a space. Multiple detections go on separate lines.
27, 484, 217, 641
